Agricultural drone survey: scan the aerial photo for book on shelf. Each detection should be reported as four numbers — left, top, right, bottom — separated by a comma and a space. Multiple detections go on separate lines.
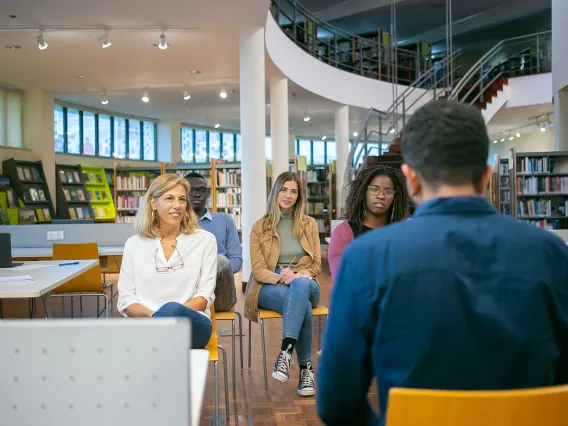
216, 188, 241, 207
216, 169, 241, 187
117, 195, 145, 210
117, 175, 151, 190
516, 176, 568, 194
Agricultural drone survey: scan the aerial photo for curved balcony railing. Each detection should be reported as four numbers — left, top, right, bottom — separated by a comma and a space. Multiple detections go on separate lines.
269, 0, 439, 86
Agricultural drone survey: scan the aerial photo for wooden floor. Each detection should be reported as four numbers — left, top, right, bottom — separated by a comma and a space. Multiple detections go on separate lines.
1, 251, 379, 425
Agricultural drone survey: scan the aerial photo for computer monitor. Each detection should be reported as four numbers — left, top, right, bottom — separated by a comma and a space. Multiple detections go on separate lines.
0, 233, 22, 268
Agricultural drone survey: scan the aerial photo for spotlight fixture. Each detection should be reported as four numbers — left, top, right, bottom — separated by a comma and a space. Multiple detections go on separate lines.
500, 138, 505, 142
219, 89, 227, 99
183, 86, 191, 100
141, 89, 149, 103
101, 30, 112, 48
516, 132, 521, 138
101, 93, 108, 105
303, 113, 310, 122
389, 127, 395, 134
509, 135, 514, 141
353, 131, 359, 137
214, 123, 220, 129
540, 122, 546, 132
493, 140, 498, 144
188, 69, 201, 74
322, 135, 327, 141
158, 30, 168, 49
36, 30, 48, 50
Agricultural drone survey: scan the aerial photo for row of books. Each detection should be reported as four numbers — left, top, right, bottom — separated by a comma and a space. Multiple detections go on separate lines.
517, 199, 554, 218
16, 208, 52, 224
216, 189, 241, 207
308, 185, 329, 197
520, 219, 563, 230
16, 166, 42, 182
58, 170, 82, 184
88, 190, 110, 202
63, 188, 87, 202
23, 187, 48, 203
117, 215, 136, 224
173, 170, 213, 186
517, 157, 553, 173
308, 202, 327, 215
517, 176, 568, 194
84, 173, 105, 185
117, 195, 144, 210
116, 175, 151, 190
307, 169, 329, 183
68, 207, 93, 220
314, 218, 330, 234
499, 163, 509, 176
216, 169, 240, 187
94, 207, 112, 219
3, 189, 19, 208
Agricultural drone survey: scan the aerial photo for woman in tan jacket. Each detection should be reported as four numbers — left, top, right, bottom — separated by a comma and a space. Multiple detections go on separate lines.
245, 171, 321, 397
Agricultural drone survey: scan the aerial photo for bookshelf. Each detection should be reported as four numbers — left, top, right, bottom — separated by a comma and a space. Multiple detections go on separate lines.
81, 166, 116, 222
114, 165, 162, 223
307, 164, 335, 242
56, 164, 94, 221
213, 161, 242, 232
289, 157, 309, 214
0, 176, 24, 225
511, 148, 568, 230
499, 157, 511, 215
2, 159, 55, 224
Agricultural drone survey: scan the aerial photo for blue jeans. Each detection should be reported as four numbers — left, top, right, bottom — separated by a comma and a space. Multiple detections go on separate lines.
258, 276, 320, 363
153, 302, 212, 349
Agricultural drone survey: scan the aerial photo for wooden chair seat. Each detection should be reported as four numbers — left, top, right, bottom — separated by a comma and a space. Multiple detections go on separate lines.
259, 305, 329, 319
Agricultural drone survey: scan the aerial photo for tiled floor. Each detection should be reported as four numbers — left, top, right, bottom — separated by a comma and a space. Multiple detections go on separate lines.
1, 252, 379, 425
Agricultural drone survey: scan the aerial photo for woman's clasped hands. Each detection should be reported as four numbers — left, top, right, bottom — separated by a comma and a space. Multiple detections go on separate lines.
279, 267, 309, 285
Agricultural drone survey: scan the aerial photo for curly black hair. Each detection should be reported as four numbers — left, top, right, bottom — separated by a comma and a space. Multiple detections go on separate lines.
344, 164, 410, 234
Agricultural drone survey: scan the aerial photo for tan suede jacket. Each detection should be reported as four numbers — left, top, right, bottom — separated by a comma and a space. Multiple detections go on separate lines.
244, 214, 321, 322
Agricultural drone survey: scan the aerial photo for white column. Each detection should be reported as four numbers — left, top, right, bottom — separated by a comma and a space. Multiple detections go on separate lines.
553, 0, 568, 150
335, 105, 349, 219
22, 90, 55, 208
157, 120, 181, 163
240, 26, 267, 280
555, 92, 568, 151
288, 134, 296, 159
270, 76, 289, 179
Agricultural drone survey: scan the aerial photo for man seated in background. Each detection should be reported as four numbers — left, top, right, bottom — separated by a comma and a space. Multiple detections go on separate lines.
186, 172, 242, 312
317, 100, 568, 426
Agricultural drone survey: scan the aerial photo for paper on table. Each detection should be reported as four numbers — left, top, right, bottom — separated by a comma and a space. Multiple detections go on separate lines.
11, 264, 57, 271
0, 275, 33, 283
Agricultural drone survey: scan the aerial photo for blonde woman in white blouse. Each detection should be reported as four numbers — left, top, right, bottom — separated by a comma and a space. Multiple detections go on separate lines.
117, 174, 217, 348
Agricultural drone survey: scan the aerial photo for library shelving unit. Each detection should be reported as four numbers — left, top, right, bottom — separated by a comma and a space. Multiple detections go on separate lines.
2, 159, 55, 224
81, 166, 116, 223
0, 176, 24, 225
289, 156, 309, 214
56, 164, 94, 221
510, 148, 568, 230
499, 157, 511, 215
114, 165, 162, 224
307, 164, 335, 242
213, 160, 242, 232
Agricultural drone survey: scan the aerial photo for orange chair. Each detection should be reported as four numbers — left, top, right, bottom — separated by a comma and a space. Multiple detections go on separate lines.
206, 306, 229, 425
386, 385, 568, 426
248, 306, 329, 388
51, 243, 112, 318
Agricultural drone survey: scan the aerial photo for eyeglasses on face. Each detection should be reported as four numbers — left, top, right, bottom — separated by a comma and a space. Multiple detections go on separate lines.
189, 188, 209, 196
367, 185, 395, 197
154, 246, 184, 273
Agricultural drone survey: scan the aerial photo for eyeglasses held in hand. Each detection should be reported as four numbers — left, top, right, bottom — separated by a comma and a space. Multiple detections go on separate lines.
155, 246, 184, 273
367, 185, 395, 197
189, 188, 209, 196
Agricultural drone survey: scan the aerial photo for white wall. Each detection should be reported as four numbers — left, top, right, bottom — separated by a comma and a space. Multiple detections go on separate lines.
489, 130, 555, 160
507, 73, 553, 107
553, 0, 568, 93
265, 12, 433, 112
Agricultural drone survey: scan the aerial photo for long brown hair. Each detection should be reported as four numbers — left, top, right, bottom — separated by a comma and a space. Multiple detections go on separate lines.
262, 171, 305, 237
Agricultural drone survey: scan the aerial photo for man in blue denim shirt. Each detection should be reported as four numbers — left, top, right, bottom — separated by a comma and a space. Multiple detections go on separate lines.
317, 101, 568, 426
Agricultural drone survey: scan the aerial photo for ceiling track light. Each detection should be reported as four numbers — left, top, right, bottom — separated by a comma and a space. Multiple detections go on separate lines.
516, 132, 521, 138
303, 113, 310, 122
500, 138, 505, 142
158, 30, 168, 49
101, 29, 112, 48
183, 86, 191, 100
101, 93, 108, 105
219, 89, 227, 99
141, 88, 149, 103
214, 123, 220, 129
321, 135, 327, 141
37, 30, 48, 50
353, 131, 359, 137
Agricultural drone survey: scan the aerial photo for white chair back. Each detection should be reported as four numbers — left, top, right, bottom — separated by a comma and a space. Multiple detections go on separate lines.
0, 318, 191, 426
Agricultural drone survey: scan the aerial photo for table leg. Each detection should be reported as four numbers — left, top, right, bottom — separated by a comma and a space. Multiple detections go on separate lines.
0, 298, 3, 319
41, 292, 53, 319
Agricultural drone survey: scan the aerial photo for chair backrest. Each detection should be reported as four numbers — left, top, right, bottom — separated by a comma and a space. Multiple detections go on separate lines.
386, 386, 568, 426
52, 243, 103, 293
0, 318, 191, 426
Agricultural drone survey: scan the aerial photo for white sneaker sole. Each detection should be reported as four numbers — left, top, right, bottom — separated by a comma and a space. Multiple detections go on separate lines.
272, 370, 289, 383
297, 387, 315, 397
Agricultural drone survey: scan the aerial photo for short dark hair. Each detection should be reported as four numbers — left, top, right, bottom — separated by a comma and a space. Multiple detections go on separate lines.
184, 172, 206, 182
401, 100, 489, 187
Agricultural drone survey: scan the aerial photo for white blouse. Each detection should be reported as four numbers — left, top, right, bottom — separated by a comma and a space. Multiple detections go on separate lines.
117, 230, 217, 319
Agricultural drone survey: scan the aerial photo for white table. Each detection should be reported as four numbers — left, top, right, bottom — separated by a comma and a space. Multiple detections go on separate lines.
0, 260, 98, 318
12, 246, 124, 258
190, 349, 209, 426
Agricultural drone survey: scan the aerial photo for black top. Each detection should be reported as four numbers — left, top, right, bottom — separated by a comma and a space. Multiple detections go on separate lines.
348, 222, 374, 238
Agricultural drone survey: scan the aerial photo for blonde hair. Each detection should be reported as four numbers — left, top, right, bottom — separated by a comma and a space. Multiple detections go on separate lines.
262, 171, 305, 237
135, 174, 199, 238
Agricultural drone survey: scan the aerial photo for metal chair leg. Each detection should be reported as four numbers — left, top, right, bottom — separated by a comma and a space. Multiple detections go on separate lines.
218, 345, 230, 420
235, 312, 244, 370
103, 293, 109, 318
214, 360, 220, 426
0, 298, 3, 319
71, 296, 74, 318
231, 319, 236, 391
248, 319, 252, 369
80, 296, 83, 313
260, 318, 268, 388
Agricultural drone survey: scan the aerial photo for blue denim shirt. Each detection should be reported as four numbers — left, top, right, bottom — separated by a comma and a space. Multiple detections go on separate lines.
199, 211, 242, 274
317, 196, 568, 426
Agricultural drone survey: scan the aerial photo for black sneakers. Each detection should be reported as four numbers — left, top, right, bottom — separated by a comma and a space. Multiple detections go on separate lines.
272, 344, 293, 383
297, 362, 316, 397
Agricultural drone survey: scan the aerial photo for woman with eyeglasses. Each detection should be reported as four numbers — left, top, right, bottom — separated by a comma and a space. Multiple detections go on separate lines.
245, 171, 321, 397
117, 174, 217, 349
328, 165, 410, 280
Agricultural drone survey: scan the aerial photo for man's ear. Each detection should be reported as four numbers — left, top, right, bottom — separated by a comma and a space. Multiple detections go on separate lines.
401, 163, 421, 198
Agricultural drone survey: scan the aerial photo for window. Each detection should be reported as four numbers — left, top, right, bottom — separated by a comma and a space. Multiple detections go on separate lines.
54, 105, 65, 153
381, 143, 390, 154
195, 130, 207, 163
114, 117, 127, 158
222, 133, 234, 161
67, 109, 81, 154
53, 105, 156, 161
313, 140, 325, 164
128, 120, 141, 160
327, 141, 336, 163
143, 121, 156, 161
98, 115, 111, 157
82, 111, 96, 156
0, 89, 22, 148
298, 139, 312, 164
181, 128, 194, 162
209, 132, 220, 160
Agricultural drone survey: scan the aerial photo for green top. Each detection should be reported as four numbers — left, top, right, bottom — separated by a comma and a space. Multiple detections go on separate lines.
276, 211, 307, 266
